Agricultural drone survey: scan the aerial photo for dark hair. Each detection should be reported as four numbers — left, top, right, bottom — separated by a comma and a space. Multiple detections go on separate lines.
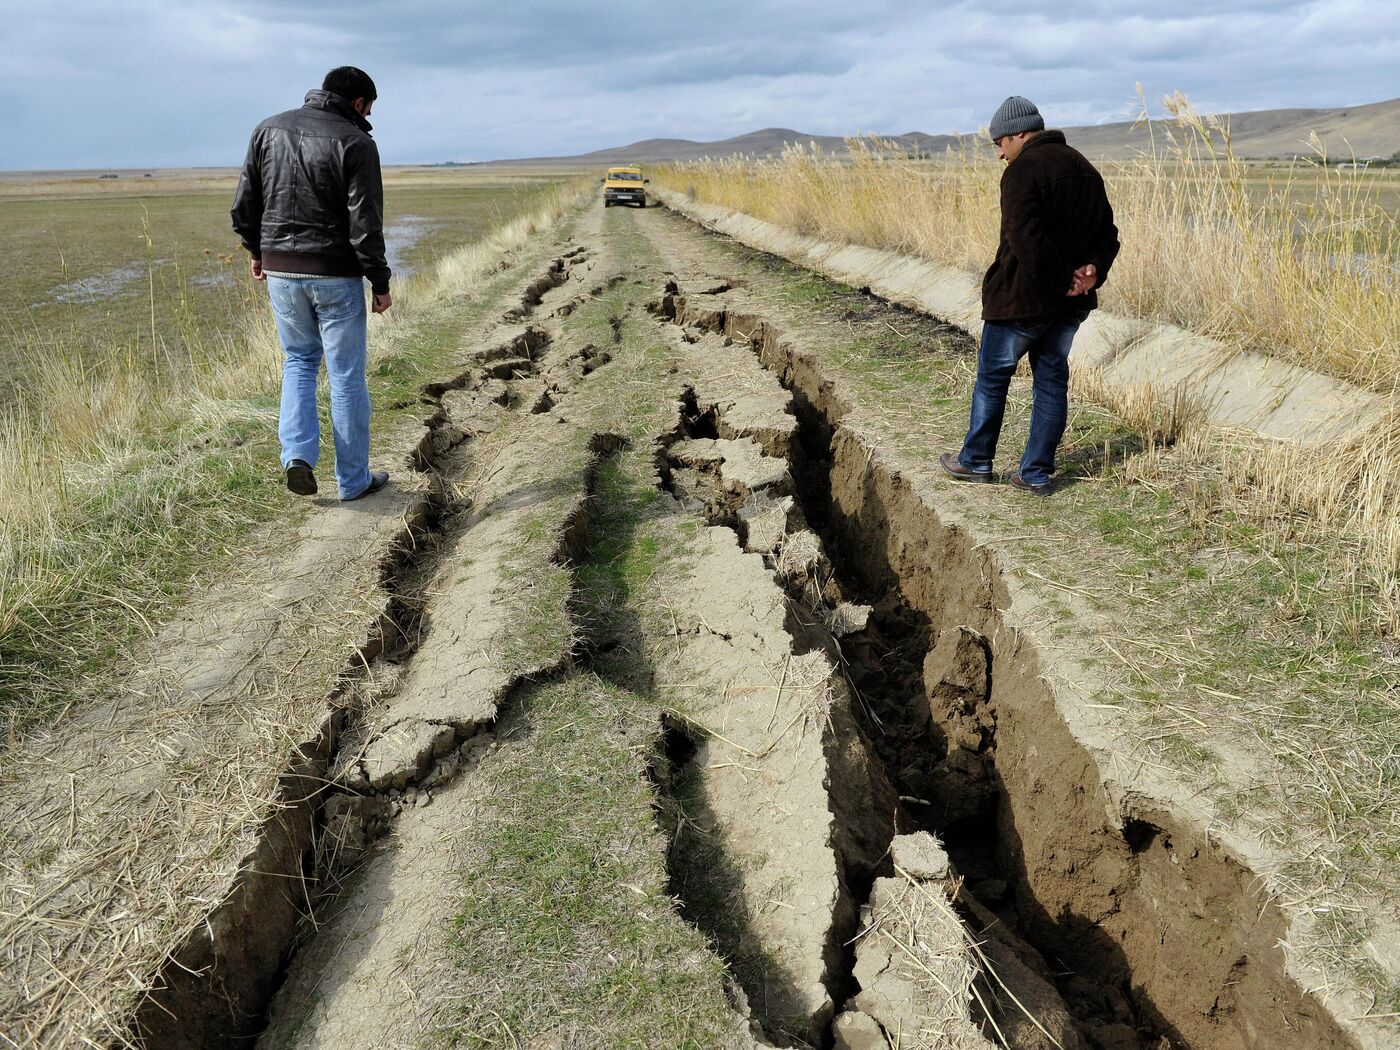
322, 66, 377, 102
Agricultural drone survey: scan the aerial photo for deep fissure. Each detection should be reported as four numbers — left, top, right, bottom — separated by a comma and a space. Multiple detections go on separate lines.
652, 288, 1190, 1050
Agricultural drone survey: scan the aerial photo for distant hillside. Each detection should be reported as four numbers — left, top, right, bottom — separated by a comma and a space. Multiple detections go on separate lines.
488, 97, 1399, 166
1062, 97, 1400, 160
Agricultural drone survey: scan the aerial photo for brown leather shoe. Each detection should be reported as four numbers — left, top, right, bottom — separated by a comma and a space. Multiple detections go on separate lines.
1009, 472, 1053, 497
939, 452, 992, 483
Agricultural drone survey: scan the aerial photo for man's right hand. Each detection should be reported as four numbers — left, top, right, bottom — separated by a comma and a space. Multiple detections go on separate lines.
250, 258, 265, 282
1066, 264, 1097, 297
372, 291, 392, 314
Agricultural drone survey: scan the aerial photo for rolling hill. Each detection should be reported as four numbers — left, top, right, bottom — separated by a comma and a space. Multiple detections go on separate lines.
490, 97, 1399, 165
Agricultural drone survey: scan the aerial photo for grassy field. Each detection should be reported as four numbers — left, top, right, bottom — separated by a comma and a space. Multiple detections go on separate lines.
0, 168, 567, 400
0, 171, 588, 743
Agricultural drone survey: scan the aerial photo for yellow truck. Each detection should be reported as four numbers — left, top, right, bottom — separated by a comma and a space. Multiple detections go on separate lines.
603, 166, 648, 208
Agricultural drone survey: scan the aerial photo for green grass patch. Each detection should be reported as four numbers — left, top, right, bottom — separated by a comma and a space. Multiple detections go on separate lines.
440, 674, 738, 1050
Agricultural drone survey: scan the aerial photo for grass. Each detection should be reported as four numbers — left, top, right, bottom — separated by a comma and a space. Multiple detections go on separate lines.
440, 673, 740, 1050
0, 178, 590, 746
652, 92, 1400, 635
0, 172, 562, 399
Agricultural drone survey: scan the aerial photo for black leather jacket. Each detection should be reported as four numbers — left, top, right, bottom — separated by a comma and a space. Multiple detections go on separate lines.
231, 90, 391, 294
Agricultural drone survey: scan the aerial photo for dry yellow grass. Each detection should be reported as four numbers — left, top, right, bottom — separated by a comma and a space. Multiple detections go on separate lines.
657, 94, 1398, 391
654, 95, 1400, 630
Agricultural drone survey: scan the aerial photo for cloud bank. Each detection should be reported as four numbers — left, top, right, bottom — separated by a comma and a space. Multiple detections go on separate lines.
3, 0, 1396, 168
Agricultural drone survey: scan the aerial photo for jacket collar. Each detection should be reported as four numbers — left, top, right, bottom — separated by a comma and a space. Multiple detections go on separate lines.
1023, 129, 1066, 151
302, 89, 373, 133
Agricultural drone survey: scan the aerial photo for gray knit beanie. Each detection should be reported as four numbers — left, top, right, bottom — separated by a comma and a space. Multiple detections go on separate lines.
989, 96, 1044, 140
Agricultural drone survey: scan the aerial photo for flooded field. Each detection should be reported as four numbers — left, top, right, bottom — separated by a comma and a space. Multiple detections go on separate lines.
0, 168, 568, 399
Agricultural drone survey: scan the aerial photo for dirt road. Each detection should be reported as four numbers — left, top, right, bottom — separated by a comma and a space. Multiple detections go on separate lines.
3, 198, 1396, 1050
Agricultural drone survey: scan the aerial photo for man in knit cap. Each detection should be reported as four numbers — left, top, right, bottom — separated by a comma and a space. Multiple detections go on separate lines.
940, 96, 1119, 495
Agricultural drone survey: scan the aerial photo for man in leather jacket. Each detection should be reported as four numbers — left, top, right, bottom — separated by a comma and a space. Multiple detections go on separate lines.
940, 96, 1119, 497
231, 66, 392, 501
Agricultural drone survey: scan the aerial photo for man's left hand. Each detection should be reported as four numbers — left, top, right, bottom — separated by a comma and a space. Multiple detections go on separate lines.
250, 258, 265, 282
1067, 263, 1096, 296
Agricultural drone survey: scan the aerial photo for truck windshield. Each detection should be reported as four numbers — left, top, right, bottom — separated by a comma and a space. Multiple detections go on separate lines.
609, 172, 642, 181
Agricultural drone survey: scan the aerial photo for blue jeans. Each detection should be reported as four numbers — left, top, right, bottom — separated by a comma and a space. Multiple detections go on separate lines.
267, 277, 373, 499
958, 318, 1080, 486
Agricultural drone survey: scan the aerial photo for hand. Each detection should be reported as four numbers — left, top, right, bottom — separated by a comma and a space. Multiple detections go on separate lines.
371, 291, 392, 314
1066, 263, 1096, 297
250, 258, 265, 281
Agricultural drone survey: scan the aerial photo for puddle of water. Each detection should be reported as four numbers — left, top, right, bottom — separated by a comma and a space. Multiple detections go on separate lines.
38, 260, 169, 306
188, 271, 235, 290
384, 215, 442, 282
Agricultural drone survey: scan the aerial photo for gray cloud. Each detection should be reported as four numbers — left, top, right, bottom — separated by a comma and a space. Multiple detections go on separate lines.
1, 0, 1396, 169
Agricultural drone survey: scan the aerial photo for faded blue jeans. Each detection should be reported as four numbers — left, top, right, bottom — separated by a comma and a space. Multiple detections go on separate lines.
958, 317, 1081, 486
267, 276, 372, 499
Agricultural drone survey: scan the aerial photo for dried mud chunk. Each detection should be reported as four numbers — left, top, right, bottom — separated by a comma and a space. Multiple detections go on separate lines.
482, 356, 533, 380
825, 601, 872, 638
671, 437, 791, 498
890, 831, 951, 881
776, 529, 829, 588
712, 391, 797, 459
361, 719, 455, 790
831, 1010, 889, 1050
316, 793, 389, 871
848, 878, 995, 1050
738, 493, 794, 554
922, 626, 991, 748
959, 893, 1090, 1050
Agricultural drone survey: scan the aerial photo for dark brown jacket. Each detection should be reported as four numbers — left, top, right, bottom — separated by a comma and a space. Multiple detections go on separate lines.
982, 130, 1118, 323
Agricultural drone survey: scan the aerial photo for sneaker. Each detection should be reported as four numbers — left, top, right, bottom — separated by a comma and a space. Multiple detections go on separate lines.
1009, 472, 1053, 497
285, 459, 317, 496
939, 452, 992, 483
341, 471, 389, 502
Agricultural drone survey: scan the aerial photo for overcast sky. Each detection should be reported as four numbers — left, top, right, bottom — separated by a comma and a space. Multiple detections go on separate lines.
3, 0, 1397, 169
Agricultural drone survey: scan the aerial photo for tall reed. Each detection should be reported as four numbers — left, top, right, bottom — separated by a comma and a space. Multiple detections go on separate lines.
654, 95, 1400, 629
658, 93, 1398, 391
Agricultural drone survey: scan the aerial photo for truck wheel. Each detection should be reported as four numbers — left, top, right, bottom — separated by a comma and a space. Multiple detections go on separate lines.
604, 200, 612, 208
